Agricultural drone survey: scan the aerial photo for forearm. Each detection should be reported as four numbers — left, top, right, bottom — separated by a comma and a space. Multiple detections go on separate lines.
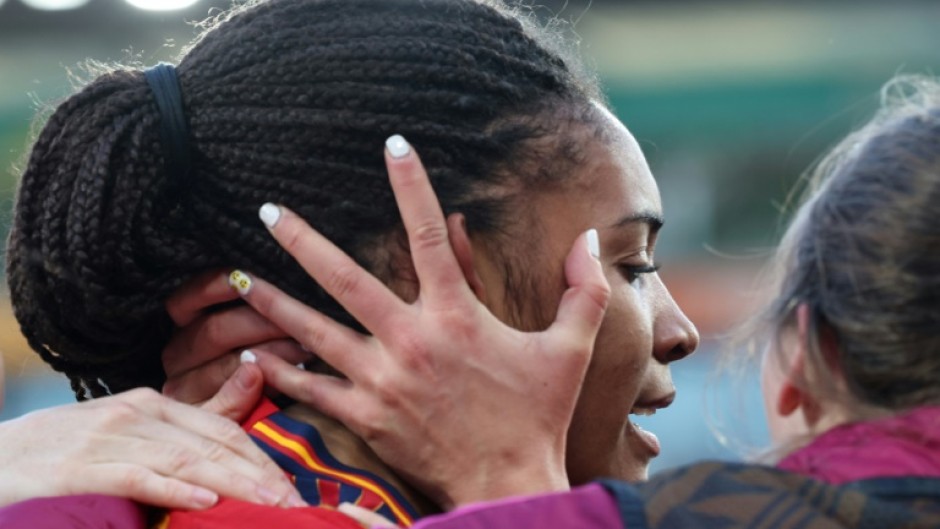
404, 484, 623, 529
432, 448, 570, 511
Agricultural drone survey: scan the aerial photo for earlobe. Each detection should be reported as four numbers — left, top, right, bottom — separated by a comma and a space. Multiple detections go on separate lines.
776, 379, 802, 417
446, 213, 487, 303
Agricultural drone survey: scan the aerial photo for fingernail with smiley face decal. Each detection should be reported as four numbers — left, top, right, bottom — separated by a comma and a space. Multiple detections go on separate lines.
228, 270, 253, 295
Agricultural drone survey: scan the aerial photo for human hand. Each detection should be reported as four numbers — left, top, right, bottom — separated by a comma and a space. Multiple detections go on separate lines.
162, 270, 310, 415
0, 387, 304, 510
229, 136, 611, 509
338, 502, 397, 528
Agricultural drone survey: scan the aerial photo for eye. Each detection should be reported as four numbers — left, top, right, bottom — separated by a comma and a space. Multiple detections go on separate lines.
618, 263, 661, 284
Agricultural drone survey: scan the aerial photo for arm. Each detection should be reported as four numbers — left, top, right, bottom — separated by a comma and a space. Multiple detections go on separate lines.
406, 484, 624, 529
0, 495, 145, 529
337, 484, 624, 529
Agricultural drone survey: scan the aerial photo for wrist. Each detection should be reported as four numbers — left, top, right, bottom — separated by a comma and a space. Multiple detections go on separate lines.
441, 454, 569, 510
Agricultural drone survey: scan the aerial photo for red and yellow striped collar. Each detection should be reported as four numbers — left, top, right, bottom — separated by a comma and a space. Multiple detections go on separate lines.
244, 398, 420, 527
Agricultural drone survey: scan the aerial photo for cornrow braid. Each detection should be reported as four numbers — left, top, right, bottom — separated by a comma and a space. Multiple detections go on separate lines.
7, 0, 603, 399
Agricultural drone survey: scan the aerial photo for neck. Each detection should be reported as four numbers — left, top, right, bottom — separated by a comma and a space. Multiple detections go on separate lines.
282, 403, 439, 516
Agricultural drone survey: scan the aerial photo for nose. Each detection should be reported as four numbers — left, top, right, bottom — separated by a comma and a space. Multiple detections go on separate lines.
653, 287, 700, 365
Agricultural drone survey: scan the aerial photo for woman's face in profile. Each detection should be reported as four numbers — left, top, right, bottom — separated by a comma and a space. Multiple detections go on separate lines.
500, 108, 700, 483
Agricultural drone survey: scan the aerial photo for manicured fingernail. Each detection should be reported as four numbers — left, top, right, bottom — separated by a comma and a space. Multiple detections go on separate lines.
586, 229, 600, 259
228, 270, 253, 295
240, 350, 257, 364
386, 134, 410, 159
259, 203, 281, 229
191, 487, 218, 509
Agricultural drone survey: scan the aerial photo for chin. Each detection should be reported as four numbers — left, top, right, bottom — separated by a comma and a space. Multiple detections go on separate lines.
567, 438, 656, 486
620, 453, 652, 483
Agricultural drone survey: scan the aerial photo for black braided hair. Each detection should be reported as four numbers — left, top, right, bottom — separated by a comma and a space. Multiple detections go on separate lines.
7, 0, 604, 399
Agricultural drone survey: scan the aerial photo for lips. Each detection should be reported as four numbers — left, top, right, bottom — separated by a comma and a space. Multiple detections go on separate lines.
631, 392, 676, 414
627, 392, 676, 457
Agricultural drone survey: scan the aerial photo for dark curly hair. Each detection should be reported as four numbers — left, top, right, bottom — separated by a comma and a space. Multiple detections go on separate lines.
7, 0, 605, 399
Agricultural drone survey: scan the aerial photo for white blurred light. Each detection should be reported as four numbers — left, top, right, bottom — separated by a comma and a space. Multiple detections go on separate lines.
20, 0, 90, 10
125, 0, 199, 10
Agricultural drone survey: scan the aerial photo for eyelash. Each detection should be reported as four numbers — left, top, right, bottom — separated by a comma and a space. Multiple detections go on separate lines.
619, 263, 661, 284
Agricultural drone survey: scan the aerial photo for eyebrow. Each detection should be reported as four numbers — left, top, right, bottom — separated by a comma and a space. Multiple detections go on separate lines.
608, 212, 664, 233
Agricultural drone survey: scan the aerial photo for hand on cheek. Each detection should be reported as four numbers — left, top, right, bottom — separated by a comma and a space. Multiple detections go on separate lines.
226, 136, 612, 509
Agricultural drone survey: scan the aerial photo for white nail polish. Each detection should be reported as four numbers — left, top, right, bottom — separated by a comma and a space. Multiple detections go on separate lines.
385, 134, 411, 159
259, 203, 281, 229
587, 229, 600, 259
228, 270, 253, 296
240, 350, 257, 364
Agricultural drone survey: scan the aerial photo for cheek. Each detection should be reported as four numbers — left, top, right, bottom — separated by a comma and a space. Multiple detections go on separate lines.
565, 285, 656, 481
594, 284, 654, 368
585, 285, 655, 404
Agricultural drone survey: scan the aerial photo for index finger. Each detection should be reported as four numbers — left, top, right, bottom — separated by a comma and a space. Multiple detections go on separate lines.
385, 135, 470, 304
258, 206, 408, 337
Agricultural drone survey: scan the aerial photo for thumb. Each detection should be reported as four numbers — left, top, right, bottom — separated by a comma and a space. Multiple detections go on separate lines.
201, 356, 263, 421
547, 229, 610, 352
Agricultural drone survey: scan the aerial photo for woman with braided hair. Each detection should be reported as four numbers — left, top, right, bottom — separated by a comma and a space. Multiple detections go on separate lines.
1, 0, 697, 526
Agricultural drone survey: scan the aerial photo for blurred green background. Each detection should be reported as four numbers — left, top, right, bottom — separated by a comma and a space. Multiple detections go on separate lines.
1, 0, 938, 471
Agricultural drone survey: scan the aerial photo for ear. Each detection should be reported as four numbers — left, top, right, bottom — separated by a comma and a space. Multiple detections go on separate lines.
775, 366, 803, 417
776, 303, 825, 427
775, 304, 810, 417
446, 213, 487, 303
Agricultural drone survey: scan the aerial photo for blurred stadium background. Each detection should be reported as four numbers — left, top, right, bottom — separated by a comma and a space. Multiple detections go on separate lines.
1, 0, 938, 473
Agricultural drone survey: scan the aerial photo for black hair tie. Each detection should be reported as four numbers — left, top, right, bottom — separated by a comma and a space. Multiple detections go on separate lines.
144, 63, 192, 180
